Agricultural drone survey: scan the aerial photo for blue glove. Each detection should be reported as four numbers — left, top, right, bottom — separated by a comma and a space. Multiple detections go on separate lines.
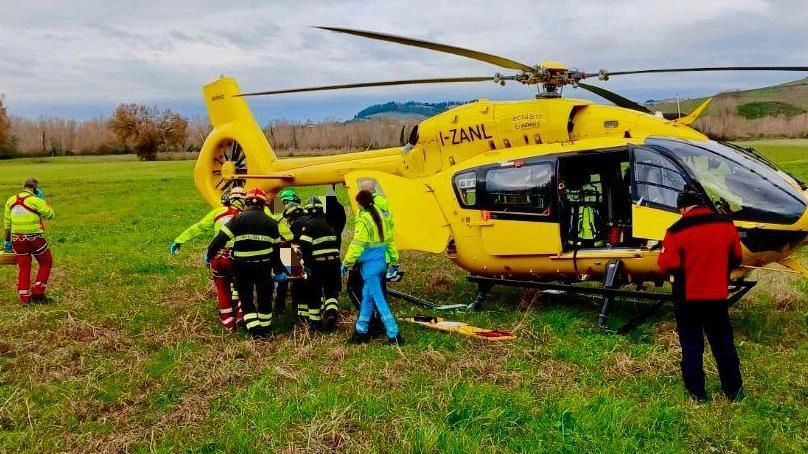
34, 187, 44, 199
388, 265, 400, 278
169, 242, 181, 255
274, 272, 288, 283
340, 265, 349, 276
3, 241, 12, 253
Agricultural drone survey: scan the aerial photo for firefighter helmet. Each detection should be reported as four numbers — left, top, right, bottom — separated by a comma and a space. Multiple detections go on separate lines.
245, 188, 267, 206
278, 187, 301, 204
305, 196, 324, 216
282, 202, 305, 221
228, 187, 246, 209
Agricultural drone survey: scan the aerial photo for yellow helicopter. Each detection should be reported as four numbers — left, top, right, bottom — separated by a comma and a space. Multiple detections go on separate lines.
194, 27, 808, 330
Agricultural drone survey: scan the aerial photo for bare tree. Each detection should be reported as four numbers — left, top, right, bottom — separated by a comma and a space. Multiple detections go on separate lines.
108, 104, 188, 160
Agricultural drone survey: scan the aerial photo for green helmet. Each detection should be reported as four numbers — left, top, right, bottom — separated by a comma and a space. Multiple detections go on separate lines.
278, 187, 301, 204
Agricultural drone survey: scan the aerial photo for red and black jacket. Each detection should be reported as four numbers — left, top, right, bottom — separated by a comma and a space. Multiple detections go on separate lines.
657, 206, 743, 301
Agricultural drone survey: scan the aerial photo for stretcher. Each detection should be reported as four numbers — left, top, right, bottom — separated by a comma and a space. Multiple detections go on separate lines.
402, 314, 516, 341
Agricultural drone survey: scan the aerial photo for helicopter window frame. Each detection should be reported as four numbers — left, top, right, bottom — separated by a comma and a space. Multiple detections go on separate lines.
645, 138, 807, 224
630, 146, 693, 213
451, 158, 557, 221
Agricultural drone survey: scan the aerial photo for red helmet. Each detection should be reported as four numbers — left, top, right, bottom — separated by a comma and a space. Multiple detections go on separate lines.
245, 188, 267, 205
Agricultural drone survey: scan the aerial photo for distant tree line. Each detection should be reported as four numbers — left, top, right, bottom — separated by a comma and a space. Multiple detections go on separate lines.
3, 95, 808, 160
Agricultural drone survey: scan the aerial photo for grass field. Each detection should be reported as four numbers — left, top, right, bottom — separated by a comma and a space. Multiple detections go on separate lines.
1, 141, 807, 453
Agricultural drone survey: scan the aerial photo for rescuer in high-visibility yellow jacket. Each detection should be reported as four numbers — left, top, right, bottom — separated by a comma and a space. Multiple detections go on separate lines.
170, 187, 245, 331
342, 189, 402, 345
3, 177, 55, 305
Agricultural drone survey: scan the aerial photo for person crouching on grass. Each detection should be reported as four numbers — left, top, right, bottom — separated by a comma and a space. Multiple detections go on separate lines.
342, 189, 403, 345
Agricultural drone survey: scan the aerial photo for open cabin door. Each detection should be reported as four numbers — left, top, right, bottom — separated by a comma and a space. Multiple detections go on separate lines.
344, 171, 451, 253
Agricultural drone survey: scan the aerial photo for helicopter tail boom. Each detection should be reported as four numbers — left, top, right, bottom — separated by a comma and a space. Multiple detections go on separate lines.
195, 77, 279, 206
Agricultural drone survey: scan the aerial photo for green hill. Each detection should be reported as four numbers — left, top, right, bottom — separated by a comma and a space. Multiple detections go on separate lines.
645, 78, 808, 118
354, 100, 466, 120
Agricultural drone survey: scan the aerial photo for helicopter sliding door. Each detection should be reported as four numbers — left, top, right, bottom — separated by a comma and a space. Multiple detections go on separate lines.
452, 158, 562, 255
557, 149, 633, 251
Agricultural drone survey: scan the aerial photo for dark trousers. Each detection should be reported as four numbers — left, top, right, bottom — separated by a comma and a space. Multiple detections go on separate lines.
308, 259, 342, 314
234, 261, 274, 336
674, 301, 743, 400
347, 265, 385, 335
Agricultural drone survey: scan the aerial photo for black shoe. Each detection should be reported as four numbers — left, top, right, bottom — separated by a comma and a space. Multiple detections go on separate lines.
727, 388, 745, 403
30, 295, 49, 304
323, 309, 338, 332
348, 331, 370, 344
387, 334, 405, 346
689, 393, 709, 403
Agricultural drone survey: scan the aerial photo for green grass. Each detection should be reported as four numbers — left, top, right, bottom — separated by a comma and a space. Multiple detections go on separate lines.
737, 101, 806, 119
1, 141, 808, 452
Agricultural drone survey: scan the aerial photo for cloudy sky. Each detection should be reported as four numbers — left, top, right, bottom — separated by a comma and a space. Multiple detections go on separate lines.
2, 0, 807, 123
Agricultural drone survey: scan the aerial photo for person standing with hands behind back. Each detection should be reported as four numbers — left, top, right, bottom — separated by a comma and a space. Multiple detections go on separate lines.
342, 190, 402, 345
658, 186, 744, 402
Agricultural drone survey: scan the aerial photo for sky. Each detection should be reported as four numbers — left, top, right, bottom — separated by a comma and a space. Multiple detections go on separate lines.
2, 0, 807, 123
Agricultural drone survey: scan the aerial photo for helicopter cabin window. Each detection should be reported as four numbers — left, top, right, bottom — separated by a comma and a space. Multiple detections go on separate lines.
632, 147, 687, 210
484, 164, 553, 214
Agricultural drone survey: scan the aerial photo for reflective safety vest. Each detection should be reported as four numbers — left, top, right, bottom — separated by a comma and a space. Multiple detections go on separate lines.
265, 207, 293, 241
3, 191, 55, 234
211, 209, 282, 263
343, 206, 397, 268
174, 206, 240, 246
372, 194, 399, 265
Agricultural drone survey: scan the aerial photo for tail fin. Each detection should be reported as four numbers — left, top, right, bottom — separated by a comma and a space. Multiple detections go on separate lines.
674, 98, 712, 126
195, 78, 278, 206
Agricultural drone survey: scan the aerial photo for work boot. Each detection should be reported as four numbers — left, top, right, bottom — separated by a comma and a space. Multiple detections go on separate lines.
347, 331, 370, 345
323, 309, 338, 332
30, 294, 49, 304
387, 334, 405, 346
689, 392, 709, 404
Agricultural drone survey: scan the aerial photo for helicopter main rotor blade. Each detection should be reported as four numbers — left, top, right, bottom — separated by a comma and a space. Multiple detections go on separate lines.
605, 66, 808, 77
316, 26, 535, 72
237, 76, 495, 97
578, 83, 652, 114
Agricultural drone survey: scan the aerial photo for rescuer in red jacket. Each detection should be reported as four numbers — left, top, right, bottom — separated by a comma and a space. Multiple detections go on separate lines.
658, 187, 744, 402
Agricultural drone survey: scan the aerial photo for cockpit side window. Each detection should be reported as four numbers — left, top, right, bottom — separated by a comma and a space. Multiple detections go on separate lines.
647, 138, 806, 224
631, 147, 688, 211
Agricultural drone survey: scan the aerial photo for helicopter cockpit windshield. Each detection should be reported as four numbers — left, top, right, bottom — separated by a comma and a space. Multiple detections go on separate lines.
646, 138, 807, 224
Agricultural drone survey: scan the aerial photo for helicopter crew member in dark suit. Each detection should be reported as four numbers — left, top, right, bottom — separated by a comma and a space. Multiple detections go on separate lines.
658, 186, 744, 402
298, 196, 342, 331
208, 188, 288, 339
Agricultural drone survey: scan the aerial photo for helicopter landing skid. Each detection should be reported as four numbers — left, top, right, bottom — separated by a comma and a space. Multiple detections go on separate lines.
387, 288, 470, 311
466, 274, 757, 333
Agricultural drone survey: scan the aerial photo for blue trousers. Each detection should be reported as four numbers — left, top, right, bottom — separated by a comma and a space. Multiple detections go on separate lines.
355, 246, 398, 338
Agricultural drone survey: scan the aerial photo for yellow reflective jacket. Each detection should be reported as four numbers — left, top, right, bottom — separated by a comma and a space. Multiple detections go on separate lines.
265, 207, 293, 241
343, 206, 398, 268
373, 194, 398, 265
3, 190, 55, 235
174, 206, 239, 245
